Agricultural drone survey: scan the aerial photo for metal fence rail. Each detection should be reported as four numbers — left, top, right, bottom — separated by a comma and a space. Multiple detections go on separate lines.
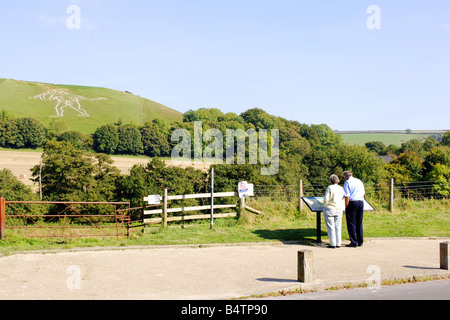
252, 179, 450, 212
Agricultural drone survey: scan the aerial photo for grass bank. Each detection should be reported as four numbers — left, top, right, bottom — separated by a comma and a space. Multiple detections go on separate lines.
0, 198, 448, 254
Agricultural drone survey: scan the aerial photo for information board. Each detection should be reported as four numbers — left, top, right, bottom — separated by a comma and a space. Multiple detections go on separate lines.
301, 197, 376, 212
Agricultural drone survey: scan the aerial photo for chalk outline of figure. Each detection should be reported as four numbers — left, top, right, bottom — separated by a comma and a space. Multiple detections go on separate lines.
31, 89, 107, 117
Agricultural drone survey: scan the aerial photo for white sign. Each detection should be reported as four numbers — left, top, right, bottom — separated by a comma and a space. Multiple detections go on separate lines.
247, 184, 254, 197
238, 181, 248, 199
145, 195, 161, 205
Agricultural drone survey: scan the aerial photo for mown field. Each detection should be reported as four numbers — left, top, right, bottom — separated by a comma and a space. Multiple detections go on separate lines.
339, 132, 443, 146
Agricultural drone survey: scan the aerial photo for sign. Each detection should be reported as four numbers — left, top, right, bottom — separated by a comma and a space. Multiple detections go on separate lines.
301, 197, 376, 213
247, 184, 254, 197
238, 181, 248, 199
145, 195, 161, 205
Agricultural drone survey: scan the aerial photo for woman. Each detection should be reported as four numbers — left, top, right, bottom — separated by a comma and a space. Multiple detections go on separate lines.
323, 174, 345, 248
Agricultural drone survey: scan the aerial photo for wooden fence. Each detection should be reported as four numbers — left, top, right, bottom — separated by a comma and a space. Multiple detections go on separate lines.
143, 190, 243, 227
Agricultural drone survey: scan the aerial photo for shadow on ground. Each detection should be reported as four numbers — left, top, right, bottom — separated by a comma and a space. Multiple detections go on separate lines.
253, 228, 326, 244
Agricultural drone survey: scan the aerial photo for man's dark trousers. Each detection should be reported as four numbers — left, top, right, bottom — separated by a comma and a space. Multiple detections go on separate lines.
346, 201, 364, 246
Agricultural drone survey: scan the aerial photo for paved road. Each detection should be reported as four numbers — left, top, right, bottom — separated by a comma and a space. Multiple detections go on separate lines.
263, 278, 450, 300
0, 238, 448, 300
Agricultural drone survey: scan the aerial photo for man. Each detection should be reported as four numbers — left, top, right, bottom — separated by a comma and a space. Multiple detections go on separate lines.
343, 171, 365, 247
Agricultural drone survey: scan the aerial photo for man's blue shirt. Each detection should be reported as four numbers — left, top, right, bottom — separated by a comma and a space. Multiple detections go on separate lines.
344, 176, 365, 201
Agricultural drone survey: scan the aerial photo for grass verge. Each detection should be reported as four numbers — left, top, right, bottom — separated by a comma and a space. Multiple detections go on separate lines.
0, 198, 448, 254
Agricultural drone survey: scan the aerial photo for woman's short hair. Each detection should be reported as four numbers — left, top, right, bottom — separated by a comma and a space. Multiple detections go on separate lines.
330, 174, 340, 184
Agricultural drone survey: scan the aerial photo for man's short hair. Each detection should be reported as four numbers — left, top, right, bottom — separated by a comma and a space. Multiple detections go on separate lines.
330, 174, 340, 184
343, 171, 353, 178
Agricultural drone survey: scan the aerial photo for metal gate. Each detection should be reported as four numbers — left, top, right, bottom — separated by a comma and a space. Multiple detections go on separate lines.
0, 198, 131, 240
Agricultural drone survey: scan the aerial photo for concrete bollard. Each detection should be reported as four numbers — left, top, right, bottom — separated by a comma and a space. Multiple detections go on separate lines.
298, 250, 314, 283
440, 242, 449, 270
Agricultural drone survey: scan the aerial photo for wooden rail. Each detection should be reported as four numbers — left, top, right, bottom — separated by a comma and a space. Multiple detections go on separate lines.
143, 190, 239, 226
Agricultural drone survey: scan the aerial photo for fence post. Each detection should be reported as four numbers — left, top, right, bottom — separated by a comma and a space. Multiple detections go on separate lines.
163, 189, 168, 228
298, 179, 304, 214
389, 178, 394, 212
298, 250, 314, 283
210, 167, 214, 230
239, 197, 246, 221
441, 242, 449, 270
0, 197, 5, 240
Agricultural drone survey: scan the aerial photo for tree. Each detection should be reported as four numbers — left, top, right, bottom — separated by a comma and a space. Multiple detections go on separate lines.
298, 124, 321, 147
0, 117, 46, 149
279, 126, 311, 157
423, 136, 439, 152
0, 120, 18, 148
422, 146, 450, 179
303, 149, 333, 185
365, 141, 387, 155
58, 130, 86, 149
31, 141, 120, 203
399, 139, 424, 157
424, 163, 450, 196
117, 158, 208, 210
240, 108, 281, 130
442, 130, 450, 146
32, 141, 95, 201
385, 151, 423, 182
329, 144, 386, 184
141, 120, 171, 157
93, 124, 119, 154
311, 124, 342, 147
14, 118, 47, 149
0, 169, 41, 216
183, 108, 224, 122
117, 125, 143, 155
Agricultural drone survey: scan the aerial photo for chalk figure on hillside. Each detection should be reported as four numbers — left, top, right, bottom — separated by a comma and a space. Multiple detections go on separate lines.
31, 89, 106, 117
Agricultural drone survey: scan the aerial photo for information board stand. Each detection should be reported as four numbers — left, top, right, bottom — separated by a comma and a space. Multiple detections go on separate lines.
301, 197, 376, 244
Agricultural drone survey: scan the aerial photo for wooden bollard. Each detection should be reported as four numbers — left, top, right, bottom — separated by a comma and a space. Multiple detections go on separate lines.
440, 242, 449, 270
298, 250, 314, 283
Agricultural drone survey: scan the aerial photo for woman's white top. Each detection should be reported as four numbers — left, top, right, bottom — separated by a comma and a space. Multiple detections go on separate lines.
323, 184, 345, 211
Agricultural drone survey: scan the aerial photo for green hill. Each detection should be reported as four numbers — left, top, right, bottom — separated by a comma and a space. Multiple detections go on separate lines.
0, 79, 182, 134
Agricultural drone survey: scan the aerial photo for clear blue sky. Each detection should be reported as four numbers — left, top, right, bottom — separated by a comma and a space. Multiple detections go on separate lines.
1, 0, 449, 131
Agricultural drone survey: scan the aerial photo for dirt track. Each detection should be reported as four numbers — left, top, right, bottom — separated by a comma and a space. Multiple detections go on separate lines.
0, 151, 211, 186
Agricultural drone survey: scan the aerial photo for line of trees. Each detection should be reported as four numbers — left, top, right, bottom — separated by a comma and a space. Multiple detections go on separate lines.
0, 108, 449, 211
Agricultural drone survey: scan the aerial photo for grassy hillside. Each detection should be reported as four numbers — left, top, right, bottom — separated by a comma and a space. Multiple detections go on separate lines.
0, 79, 182, 134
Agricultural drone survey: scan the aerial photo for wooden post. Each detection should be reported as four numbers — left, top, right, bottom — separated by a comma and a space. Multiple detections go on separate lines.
298, 250, 314, 283
210, 167, 214, 230
298, 179, 304, 214
239, 197, 246, 221
0, 197, 5, 240
441, 242, 449, 270
163, 189, 168, 228
389, 178, 394, 212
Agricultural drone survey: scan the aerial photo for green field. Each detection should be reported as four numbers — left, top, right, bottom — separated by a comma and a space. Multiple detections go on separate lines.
0, 79, 183, 134
339, 132, 442, 146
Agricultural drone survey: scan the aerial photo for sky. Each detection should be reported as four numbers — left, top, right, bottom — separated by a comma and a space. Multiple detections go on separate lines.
0, 0, 449, 131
